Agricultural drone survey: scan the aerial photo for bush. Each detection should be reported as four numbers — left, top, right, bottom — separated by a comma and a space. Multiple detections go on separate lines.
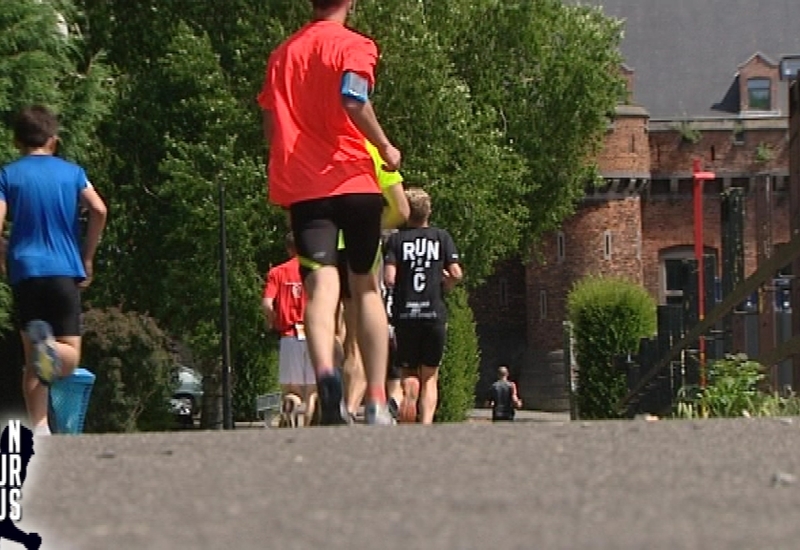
232, 332, 279, 422
675, 353, 800, 418
435, 286, 480, 423
0, 281, 11, 335
567, 276, 656, 419
81, 307, 175, 433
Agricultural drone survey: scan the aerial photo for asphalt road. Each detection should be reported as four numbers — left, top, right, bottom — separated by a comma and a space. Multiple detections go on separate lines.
10, 417, 800, 550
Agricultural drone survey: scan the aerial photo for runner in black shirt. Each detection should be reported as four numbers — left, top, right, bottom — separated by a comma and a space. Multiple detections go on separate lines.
486, 366, 523, 422
384, 188, 462, 424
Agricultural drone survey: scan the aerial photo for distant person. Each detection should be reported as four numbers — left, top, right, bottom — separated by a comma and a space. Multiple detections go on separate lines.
486, 366, 522, 422
0, 105, 107, 436
384, 187, 462, 424
262, 233, 317, 427
258, 0, 401, 425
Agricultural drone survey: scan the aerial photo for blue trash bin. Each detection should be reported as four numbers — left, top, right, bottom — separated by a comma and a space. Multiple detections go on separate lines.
48, 368, 96, 434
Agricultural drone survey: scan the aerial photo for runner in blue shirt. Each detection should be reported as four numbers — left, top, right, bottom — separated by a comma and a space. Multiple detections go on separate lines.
0, 105, 107, 436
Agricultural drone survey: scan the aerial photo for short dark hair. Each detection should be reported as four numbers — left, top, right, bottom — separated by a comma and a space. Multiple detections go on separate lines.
285, 232, 295, 250
13, 105, 59, 148
310, 0, 347, 10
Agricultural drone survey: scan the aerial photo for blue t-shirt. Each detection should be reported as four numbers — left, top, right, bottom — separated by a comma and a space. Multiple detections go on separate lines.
0, 155, 89, 285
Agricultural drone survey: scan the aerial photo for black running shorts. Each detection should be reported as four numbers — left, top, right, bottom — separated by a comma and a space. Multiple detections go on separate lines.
394, 320, 447, 369
289, 193, 383, 279
13, 277, 82, 337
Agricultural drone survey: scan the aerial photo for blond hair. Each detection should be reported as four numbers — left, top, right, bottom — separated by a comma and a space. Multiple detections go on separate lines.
405, 187, 431, 226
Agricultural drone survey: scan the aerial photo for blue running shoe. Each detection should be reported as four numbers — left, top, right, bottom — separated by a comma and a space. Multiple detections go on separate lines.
26, 320, 62, 386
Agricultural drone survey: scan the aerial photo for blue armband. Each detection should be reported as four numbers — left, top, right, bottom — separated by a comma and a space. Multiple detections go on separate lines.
341, 71, 370, 103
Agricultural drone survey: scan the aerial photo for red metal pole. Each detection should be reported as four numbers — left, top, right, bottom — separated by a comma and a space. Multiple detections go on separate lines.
692, 159, 715, 388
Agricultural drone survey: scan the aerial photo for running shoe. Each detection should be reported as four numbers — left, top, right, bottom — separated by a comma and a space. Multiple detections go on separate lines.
26, 320, 62, 386
365, 402, 396, 425
317, 372, 350, 426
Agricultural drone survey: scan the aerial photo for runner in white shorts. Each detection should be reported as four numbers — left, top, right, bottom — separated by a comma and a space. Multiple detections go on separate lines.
262, 233, 317, 426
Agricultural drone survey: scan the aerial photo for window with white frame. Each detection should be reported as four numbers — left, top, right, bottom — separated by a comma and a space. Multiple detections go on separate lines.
659, 246, 717, 306
557, 231, 566, 263
603, 231, 613, 260
635, 230, 642, 261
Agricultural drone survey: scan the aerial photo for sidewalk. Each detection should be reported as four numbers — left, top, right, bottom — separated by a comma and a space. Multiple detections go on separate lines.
467, 408, 571, 423
235, 407, 571, 429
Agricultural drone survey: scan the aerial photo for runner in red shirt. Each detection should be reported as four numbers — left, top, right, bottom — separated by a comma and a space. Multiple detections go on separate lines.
258, 0, 401, 425
262, 233, 317, 427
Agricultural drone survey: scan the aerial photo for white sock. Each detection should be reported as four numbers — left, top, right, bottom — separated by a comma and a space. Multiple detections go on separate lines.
33, 424, 52, 436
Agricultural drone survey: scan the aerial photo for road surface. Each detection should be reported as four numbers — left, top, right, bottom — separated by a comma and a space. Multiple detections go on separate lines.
10, 417, 800, 550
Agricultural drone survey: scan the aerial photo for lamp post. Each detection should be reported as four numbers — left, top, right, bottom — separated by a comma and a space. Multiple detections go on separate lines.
218, 177, 233, 430
693, 158, 716, 388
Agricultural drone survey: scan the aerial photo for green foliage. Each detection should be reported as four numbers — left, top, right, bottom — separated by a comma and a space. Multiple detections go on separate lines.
674, 120, 701, 145
86, 23, 282, 425
81, 307, 175, 433
755, 142, 775, 163
675, 354, 800, 418
151, 26, 278, 423
0, 1, 113, 329
233, 332, 279, 422
451, 0, 625, 240
0, 281, 10, 335
0, 0, 113, 165
567, 276, 656, 419
435, 287, 481, 423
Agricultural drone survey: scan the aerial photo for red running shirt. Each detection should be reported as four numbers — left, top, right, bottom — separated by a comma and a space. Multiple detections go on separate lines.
258, 20, 381, 207
263, 257, 306, 337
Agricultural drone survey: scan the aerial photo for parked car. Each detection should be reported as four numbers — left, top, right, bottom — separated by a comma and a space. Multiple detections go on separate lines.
171, 365, 204, 420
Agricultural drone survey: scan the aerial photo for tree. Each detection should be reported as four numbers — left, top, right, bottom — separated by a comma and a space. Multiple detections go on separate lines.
567, 277, 656, 419
81, 307, 175, 433
436, 287, 481, 422
102, 23, 280, 426
451, 0, 625, 242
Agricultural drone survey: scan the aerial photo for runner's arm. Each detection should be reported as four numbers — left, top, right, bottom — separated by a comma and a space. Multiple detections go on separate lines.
484, 387, 494, 408
443, 231, 463, 290
261, 296, 276, 329
80, 184, 108, 284
383, 233, 398, 287
511, 382, 523, 409
342, 97, 392, 153
262, 270, 279, 329
443, 263, 463, 291
384, 263, 397, 288
382, 183, 410, 229
340, 71, 400, 170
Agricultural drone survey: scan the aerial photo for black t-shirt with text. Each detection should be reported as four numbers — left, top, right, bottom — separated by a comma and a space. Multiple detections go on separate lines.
384, 226, 459, 322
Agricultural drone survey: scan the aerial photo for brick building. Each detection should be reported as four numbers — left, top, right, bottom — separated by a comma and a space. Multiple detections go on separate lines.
470, 0, 800, 410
